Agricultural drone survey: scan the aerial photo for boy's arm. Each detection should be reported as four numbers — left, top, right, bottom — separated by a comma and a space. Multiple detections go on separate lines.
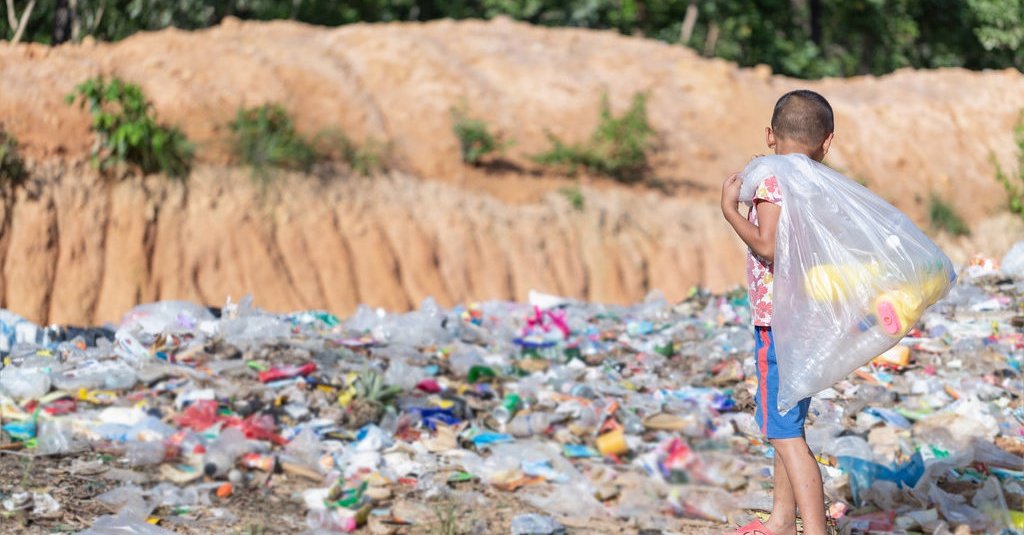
721, 173, 779, 262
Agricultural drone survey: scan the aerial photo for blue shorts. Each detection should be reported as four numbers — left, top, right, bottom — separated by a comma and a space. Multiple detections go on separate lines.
754, 327, 811, 439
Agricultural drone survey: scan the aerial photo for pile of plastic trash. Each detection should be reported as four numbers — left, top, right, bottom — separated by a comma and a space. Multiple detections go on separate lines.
0, 244, 1021, 534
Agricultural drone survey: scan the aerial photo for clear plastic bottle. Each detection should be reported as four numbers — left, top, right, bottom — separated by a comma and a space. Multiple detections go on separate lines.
492, 405, 514, 425
126, 440, 166, 467
618, 408, 645, 435
507, 413, 551, 438
306, 508, 360, 532
202, 428, 249, 478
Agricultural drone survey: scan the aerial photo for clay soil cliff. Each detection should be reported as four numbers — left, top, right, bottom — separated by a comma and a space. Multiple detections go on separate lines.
0, 17, 1022, 325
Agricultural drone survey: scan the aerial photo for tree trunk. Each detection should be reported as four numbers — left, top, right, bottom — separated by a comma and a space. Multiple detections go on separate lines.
859, 33, 874, 75
5, 0, 18, 30
809, 0, 822, 45
634, 0, 646, 35
70, 0, 80, 41
53, 0, 71, 44
703, 22, 719, 57
680, 1, 698, 44
10, 0, 37, 44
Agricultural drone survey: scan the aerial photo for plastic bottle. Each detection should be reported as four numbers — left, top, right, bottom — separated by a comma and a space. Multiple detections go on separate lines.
569, 384, 596, 399
507, 413, 552, 438
511, 513, 566, 535
36, 420, 73, 455
113, 330, 151, 365
126, 440, 166, 467
306, 506, 368, 533
85, 361, 138, 390
618, 408, 646, 435
202, 428, 249, 478
491, 393, 522, 424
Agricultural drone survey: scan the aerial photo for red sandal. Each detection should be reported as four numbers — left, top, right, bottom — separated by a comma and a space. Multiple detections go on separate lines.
725, 518, 777, 535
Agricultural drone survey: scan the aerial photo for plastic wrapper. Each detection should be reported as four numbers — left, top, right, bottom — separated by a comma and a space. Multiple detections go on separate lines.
77, 510, 177, 535
739, 154, 955, 411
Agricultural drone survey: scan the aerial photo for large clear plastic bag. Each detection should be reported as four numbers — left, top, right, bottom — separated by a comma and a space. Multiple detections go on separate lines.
739, 154, 955, 412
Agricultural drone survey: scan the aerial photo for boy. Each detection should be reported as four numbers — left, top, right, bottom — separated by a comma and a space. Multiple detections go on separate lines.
720, 89, 834, 535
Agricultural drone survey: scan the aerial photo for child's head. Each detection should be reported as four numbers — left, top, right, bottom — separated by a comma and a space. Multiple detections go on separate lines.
767, 90, 834, 162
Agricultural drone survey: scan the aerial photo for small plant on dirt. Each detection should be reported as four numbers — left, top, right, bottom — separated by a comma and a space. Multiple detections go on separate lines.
431, 497, 462, 535
533, 92, 654, 183
343, 370, 402, 428
66, 76, 194, 178
559, 185, 585, 211
313, 129, 391, 177
0, 129, 27, 186
929, 195, 970, 236
993, 112, 1024, 220
451, 104, 507, 165
349, 137, 391, 176
229, 104, 317, 177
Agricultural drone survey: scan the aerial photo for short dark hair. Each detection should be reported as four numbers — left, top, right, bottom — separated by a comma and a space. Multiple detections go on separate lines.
771, 90, 834, 145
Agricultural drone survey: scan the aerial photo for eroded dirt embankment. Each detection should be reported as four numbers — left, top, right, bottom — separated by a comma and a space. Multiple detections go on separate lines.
1, 18, 1022, 323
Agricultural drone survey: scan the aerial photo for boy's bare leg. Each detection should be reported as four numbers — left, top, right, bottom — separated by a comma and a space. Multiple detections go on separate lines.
771, 437, 826, 535
764, 451, 797, 534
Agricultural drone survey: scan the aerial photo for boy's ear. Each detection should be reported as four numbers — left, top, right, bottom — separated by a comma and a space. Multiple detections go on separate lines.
766, 127, 776, 149
821, 132, 834, 155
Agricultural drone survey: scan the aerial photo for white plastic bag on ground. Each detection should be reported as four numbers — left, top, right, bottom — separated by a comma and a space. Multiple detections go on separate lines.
739, 154, 955, 412
120, 301, 214, 334
1001, 240, 1024, 277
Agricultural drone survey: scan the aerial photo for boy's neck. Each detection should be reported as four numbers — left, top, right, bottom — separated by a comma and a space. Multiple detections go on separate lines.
775, 139, 825, 162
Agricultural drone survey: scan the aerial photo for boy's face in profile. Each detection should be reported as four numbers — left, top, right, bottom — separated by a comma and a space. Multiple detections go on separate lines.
765, 126, 834, 163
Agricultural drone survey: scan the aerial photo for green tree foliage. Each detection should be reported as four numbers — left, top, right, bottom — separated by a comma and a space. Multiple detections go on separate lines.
3, 1, 1023, 78
66, 76, 194, 178
534, 93, 654, 183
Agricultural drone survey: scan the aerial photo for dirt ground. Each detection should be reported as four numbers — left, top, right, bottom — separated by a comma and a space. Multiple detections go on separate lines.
0, 450, 727, 534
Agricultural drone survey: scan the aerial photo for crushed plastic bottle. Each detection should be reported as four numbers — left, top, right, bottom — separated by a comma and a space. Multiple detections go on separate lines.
202, 427, 250, 478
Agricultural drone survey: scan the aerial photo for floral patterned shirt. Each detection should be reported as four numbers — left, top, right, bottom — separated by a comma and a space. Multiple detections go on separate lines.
746, 175, 782, 326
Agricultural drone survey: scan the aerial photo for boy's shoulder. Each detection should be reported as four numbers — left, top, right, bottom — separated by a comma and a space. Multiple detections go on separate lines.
754, 174, 782, 203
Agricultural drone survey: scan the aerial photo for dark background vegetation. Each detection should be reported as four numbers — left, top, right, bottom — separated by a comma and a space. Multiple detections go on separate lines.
2, 0, 1022, 79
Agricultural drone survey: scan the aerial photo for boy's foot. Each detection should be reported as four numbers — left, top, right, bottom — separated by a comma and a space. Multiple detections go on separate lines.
763, 518, 797, 535
726, 518, 791, 535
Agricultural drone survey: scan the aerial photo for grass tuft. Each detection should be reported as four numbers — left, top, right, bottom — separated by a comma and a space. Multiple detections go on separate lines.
929, 195, 970, 236
533, 92, 654, 183
993, 111, 1024, 220
451, 103, 507, 165
230, 104, 317, 183
0, 129, 27, 186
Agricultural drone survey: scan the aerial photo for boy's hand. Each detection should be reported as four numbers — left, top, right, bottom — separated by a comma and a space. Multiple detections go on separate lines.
721, 173, 741, 213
